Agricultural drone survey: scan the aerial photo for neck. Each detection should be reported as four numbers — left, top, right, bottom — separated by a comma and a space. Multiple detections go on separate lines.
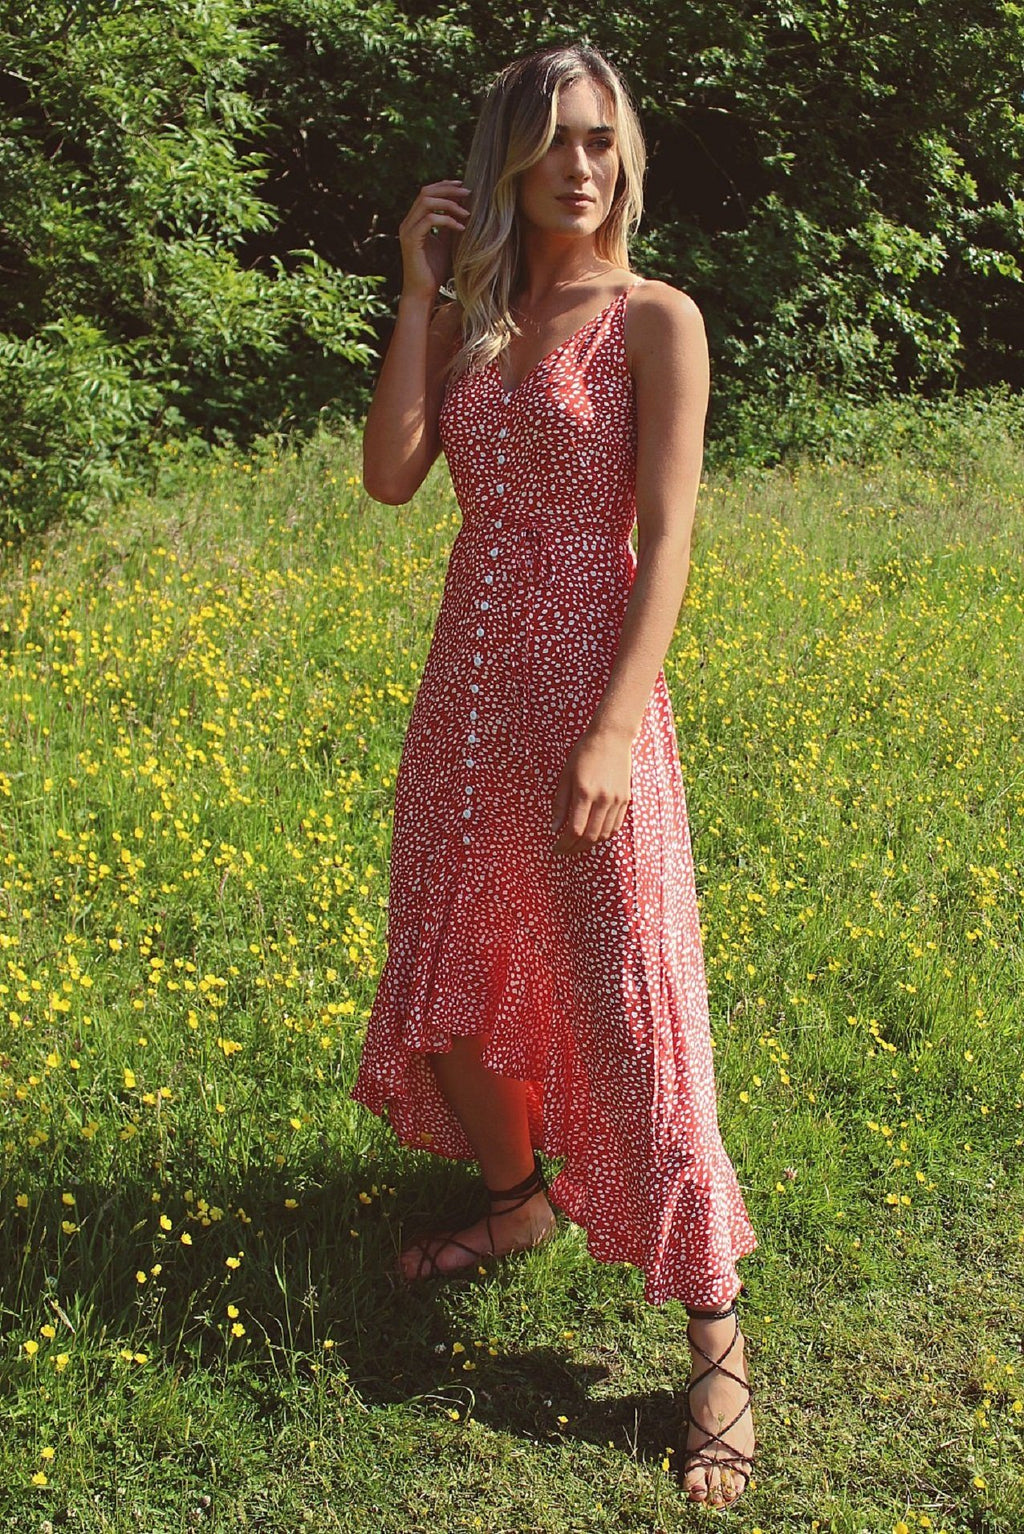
515, 228, 613, 309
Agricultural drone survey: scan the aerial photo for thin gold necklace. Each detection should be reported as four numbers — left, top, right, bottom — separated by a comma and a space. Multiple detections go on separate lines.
512, 270, 618, 329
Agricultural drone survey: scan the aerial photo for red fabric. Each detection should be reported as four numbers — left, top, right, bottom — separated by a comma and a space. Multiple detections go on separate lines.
351, 283, 758, 1306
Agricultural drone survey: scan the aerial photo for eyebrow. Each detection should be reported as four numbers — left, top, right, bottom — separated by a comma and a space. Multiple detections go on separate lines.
554, 123, 616, 134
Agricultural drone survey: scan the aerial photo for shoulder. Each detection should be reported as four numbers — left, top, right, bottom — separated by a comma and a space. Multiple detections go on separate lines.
625, 279, 705, 360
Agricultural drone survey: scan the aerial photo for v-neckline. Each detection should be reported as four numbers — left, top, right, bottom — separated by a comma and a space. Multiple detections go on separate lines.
491, 284, 638, 401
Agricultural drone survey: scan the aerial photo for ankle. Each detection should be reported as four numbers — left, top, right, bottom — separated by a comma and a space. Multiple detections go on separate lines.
483, 1153, 545, 1203
489, 1188, 550, 1218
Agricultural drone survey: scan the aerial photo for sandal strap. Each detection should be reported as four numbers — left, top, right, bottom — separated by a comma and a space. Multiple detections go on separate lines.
687, 1308, 753, 1399
686, 1288, 742, 1321
409, 1231, 485, 1281
682, 1300, 757, 1481
402, 1156, 549, 1283
684, 1447, 755, 1480
684, 1445, 755, 1468
484, 1153, 546, 1207
686, 1400, 755, 1457
483, 1153, 546, 1256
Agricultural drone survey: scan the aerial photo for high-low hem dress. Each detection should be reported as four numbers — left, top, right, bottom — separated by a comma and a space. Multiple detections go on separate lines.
351, 281, 758, 1308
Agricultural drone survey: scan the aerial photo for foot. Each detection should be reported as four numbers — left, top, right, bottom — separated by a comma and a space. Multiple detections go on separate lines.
681, 1312, 756, 1510
398, 1189, 556, 1281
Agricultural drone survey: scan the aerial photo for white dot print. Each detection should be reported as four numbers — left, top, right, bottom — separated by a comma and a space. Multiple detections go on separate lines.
351, 284, 757, 1307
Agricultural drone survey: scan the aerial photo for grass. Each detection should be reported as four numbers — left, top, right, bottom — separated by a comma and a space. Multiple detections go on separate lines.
0, 414, 1022, 1532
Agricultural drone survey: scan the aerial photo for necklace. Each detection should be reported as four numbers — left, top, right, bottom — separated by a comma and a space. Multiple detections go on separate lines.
511, 269, 620, 332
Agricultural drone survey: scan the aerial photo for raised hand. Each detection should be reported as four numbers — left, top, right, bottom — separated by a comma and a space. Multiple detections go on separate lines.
398, 179, 472, 301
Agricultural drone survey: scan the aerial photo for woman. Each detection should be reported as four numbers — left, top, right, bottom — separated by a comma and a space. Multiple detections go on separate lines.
351, 44, 759, 1510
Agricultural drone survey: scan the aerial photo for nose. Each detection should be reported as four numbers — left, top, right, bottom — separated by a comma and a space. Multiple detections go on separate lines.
565, 141, 591, 183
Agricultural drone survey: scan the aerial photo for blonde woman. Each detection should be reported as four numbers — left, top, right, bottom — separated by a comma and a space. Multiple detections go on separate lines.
352, 44, 759, 1511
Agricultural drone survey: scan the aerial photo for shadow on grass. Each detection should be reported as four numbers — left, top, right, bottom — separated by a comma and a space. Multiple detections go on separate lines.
424, 1349, 680, 1465
1, 1142, 682, 1465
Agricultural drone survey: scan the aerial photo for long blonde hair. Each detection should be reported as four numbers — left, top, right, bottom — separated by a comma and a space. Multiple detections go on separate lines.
447, 45, 646, 383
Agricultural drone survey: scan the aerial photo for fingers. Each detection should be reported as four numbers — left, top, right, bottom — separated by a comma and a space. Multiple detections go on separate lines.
397, 181, 471, 297
549, 735, 632, 855
419, 197, 471, 226
402, 182, 472, 233
551, 796, 629, 855
598, 800, 628, 843
550, 782, 569, 837
400, 204, 469, 240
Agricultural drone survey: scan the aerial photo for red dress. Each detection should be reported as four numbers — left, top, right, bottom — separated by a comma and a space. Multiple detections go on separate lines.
351, 281, 758, 1306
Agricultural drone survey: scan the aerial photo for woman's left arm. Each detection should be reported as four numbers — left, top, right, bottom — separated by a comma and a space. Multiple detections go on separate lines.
550, 284, 709, 854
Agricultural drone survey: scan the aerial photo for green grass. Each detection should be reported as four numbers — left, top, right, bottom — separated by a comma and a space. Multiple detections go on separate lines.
0, 415, 1022, 1532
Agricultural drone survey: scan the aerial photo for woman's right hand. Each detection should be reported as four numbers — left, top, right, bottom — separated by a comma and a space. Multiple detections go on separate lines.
398, 180, 471, 301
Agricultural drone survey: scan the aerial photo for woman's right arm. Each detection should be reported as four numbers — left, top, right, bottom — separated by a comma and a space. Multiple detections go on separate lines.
362, 179, 470, 505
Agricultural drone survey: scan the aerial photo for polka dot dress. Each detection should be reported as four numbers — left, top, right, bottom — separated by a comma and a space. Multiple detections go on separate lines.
351, 281, 758, 1306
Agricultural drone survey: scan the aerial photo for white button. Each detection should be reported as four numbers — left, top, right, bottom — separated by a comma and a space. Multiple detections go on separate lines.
495, 484, 504, 495
465, 757, 475, 767
463, 834, 471, 844
498, 427, 507, 439
465, 785, 473, 795
489, 547, 499, 557
469, 708, 478, 720
470, 683, 479, 693
484, 574, 493, 584
467, 732, 477, 744
480, 601, 489, 611
473, 652, 483, 666
497, 453, 505, 466
463, 807, 472, 819
475, 625, 484, 637
494, 519, 502, 530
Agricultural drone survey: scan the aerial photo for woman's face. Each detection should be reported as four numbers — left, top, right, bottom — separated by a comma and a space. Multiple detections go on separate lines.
516, 76, 621, 242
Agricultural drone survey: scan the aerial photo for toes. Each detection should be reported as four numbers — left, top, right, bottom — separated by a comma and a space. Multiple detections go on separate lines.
682, 1466, 708, 1501
683, 1463, 744, 1506
715, 1470, 742, 1506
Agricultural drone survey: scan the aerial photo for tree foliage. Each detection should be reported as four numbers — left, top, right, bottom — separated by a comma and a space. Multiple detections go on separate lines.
249, 0, 1024, 444
1, 0, 1022, 531
0, 0, 384, 530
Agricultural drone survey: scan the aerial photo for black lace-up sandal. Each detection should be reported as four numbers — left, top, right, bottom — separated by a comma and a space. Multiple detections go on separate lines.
680, 1287, 757, 1511
401, 1154, 552, 1282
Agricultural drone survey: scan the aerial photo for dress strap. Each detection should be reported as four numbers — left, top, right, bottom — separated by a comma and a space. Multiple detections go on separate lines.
620, 277, 646, 330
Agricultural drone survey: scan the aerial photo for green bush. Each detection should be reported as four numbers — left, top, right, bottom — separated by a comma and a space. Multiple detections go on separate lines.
0, 0, 386, 535
0, 318, 161, 534
705, 381, 1024, 476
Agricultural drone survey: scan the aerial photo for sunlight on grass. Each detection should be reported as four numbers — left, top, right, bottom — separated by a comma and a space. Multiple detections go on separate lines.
0, 423, 1021, 1530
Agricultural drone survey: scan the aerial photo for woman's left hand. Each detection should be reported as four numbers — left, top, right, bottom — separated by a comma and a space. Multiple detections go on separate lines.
550, 725, 633, 854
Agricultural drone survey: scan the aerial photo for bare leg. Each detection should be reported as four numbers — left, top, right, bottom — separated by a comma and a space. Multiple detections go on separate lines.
430, 1035, 536, 1189
398, 1035, 555, 1280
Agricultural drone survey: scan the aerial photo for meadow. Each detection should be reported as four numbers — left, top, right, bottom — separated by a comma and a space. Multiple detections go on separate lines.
0, 416, 1021, 1532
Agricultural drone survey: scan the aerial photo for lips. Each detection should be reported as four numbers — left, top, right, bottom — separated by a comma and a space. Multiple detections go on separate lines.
558, 195, 594, 208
